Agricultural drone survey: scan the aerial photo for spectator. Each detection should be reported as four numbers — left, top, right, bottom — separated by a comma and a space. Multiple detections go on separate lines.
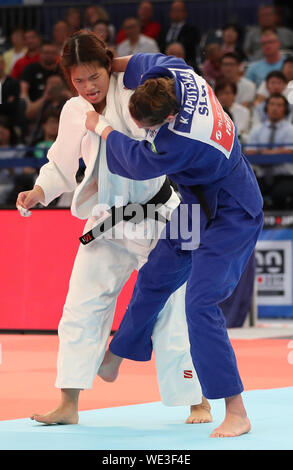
244, 5, 293, 61
65, 7, 82, 35
116, 17, 159, 57
19, 42, 61, 121
220, 52, 256, 107
201, 43, 223, 86
10, 29, 41, 80
116, 1, 161, 44
245, 30, 286, 87
0, 53, 20, 122
282, 55, 293, 82
84, 5, 116, 45
52, 20, 70, 53
165, 41, 185, 58
165, 41, 200, 73
220, 23, 246, 61
245, 93, 293, 209
158, 0, 199, 63
92, 20, 117, 56
215, 79, 251, 143
252, 71, 292, 126
3, 28, 27, 75
33, 108, 60, 160
0, 116, 25, 205
254, 69, 288, 104
26, 75, 71, 146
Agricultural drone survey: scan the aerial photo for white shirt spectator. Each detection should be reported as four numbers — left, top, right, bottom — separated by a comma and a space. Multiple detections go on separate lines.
246, 118, 293, 176
235, 76, 256, 106
230, 102, 251, 143
117, 34, 159, 57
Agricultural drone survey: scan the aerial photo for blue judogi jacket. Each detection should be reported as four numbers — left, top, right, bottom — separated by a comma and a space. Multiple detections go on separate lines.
106, 53, 263, 220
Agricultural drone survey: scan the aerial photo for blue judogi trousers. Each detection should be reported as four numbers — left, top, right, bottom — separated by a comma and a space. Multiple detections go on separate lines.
110, 189, 263, 399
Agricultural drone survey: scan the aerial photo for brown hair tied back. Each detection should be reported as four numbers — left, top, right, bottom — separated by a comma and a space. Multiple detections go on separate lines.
129, 77, 180, 126
61, 29, 113, 89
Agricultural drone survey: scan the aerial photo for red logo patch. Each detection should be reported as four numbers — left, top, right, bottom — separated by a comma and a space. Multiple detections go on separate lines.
184, 370, 193, 379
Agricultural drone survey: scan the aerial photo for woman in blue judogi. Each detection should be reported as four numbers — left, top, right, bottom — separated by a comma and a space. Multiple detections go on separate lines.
86, 53, 263, 437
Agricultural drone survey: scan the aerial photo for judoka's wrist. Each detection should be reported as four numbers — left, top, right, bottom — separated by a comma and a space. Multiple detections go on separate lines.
94, 116, 111, 136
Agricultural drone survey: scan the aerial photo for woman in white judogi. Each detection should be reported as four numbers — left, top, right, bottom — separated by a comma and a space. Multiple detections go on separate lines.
16, 31, 210, 424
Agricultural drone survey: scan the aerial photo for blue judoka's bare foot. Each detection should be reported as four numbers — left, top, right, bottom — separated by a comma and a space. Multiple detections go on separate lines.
210, 394, 251, 437
98, 350, 123, 382
186, 396, 212, 423
30, 389, 79, 425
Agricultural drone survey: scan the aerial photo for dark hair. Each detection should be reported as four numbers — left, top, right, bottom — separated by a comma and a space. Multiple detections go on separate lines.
40, 107, 61, 125
0, 115, 19, 145
214, 79, 237, 96
129, 77, 180, 126
265, 70, 287, 83
221, 51, 242, 64
265, 93, 290, 116
61, 29, 113, 88
283, 56, 293, 66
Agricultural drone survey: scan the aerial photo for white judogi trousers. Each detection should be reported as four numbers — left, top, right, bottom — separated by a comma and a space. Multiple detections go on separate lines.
55, 190, 202, 406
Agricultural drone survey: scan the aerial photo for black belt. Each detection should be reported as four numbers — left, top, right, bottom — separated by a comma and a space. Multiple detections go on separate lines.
80, 177, 172, 245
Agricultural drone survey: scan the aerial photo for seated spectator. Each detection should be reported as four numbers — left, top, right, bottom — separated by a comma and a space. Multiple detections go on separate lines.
10, 29, 41, 80
215, 79, 251, 143
33, 108, 60, 159
220, 23, 246, 62
165, 41, 200, 74
52, 20, 70, 53
0, 116, 25, 205
65, 7, 82, 35
158, 0, 199, 63
282, 55, 293, 82
92, 20, 117, 56
19, 41, 62, 121
116, 1, 161, 44
245, 30, 286, 87
220, 52, 256, 107
245, 93, 293, 209
117, 17, 159, 57
252, 71, 292, 126
201, 43, 223, 86
26, 76, 71, 146
3, 28, 27, 75
0, 54, 20, 123
84, 5, 116, 45
244, 5, 293, 61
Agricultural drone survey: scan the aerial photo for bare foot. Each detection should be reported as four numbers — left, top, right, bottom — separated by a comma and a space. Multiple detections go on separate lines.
186, 396, 212, 424
31, 405, 79, 425
210, 413, 251, 438
98, 349, 123, 382
31, 389, 80, 425
210, 394, 251, 437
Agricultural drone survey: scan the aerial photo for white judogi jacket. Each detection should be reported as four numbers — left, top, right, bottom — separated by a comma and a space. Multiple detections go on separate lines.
35, 72, 165, 220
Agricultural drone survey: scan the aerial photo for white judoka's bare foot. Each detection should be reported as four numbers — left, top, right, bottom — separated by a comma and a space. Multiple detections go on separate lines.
186, 396, 212, 424
98, 349, 123, 382
210, 394, 251, 438
30, 389, 79, 425
30, 406, 79, 425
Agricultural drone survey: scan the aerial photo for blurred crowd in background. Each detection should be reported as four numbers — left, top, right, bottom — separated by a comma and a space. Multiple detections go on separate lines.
1, 1, 293, 209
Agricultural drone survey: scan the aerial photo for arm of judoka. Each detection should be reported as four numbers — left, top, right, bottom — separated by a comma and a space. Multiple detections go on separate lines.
105, 130, 177, 180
